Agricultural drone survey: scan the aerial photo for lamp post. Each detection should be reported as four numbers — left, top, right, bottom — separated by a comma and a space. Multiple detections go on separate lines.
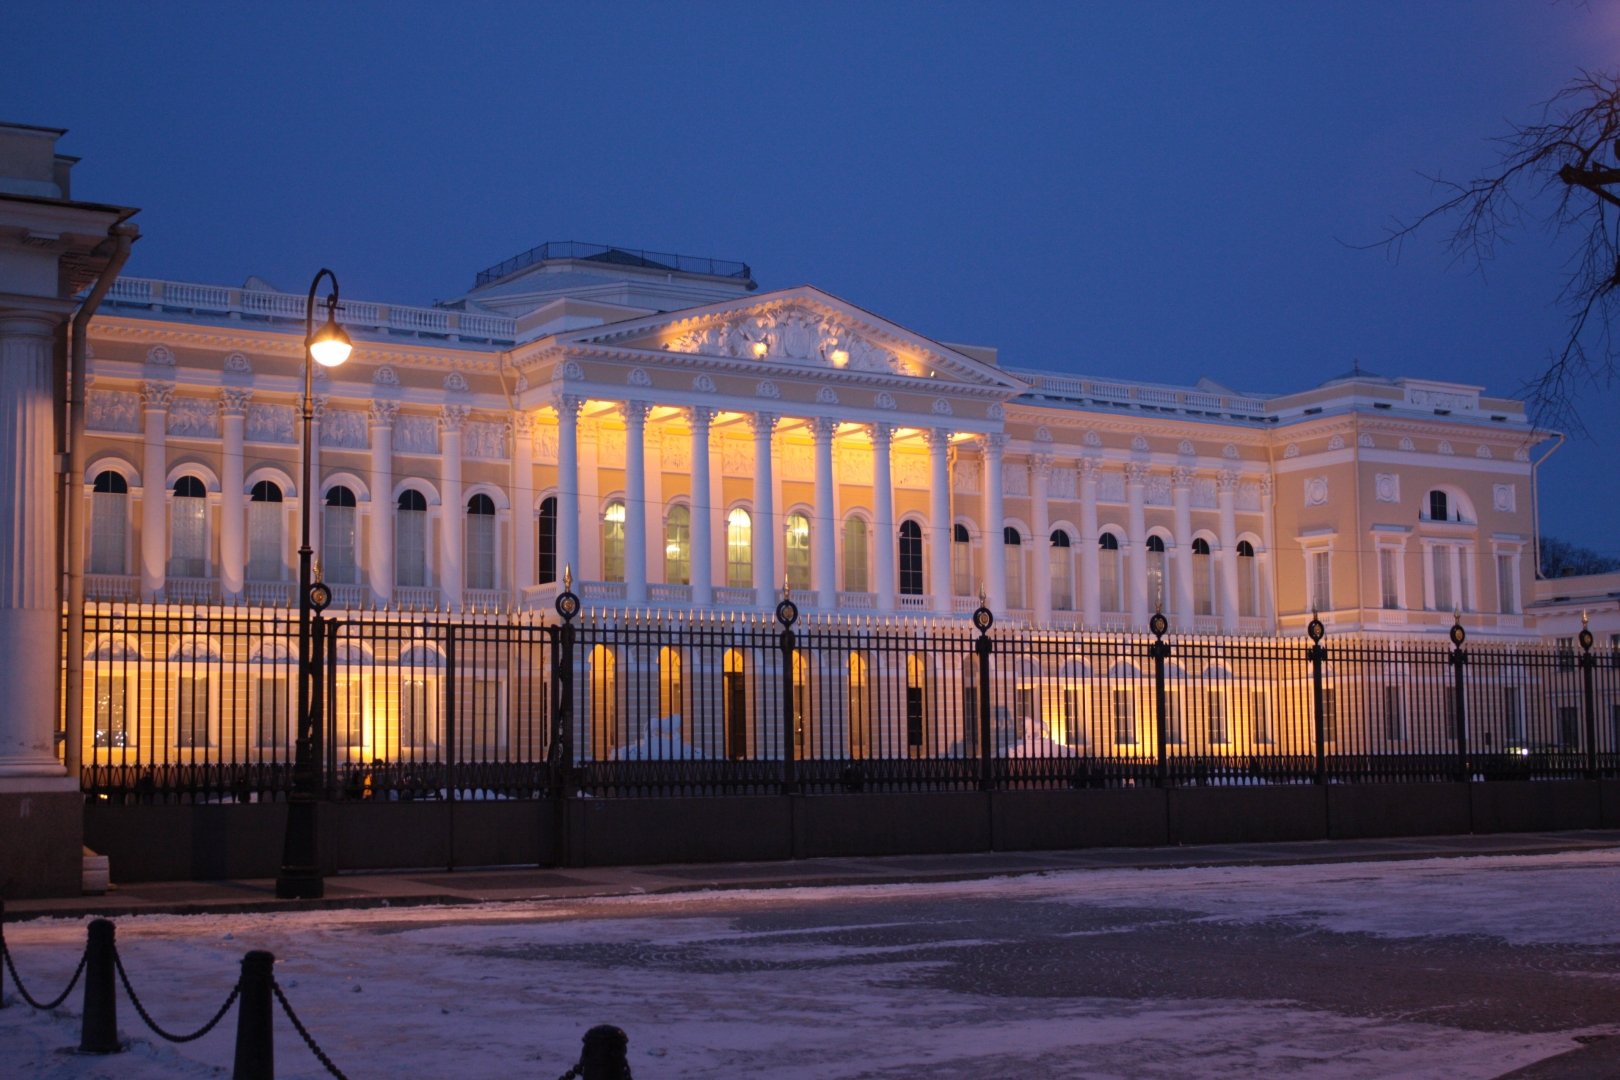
276, 270, 352, 900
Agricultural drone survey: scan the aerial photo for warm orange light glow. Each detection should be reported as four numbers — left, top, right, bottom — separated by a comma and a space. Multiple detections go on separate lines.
751, 340, 768, 358
830, 348, 849, 367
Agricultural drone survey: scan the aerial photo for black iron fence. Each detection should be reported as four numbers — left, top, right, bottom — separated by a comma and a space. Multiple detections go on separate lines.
69, 594, 1620, 803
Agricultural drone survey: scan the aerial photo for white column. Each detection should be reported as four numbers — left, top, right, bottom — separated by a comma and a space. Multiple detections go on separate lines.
512, 412, 536, 596
1079, 458, 1100, 626
982, 434, 1008, 616
368, 400, 397, 607
1126, 462, 1149, 629
622, 401, 649, 605
927, 429, 953, 616
1172, 466, 1195, 632
1031, 454, 1053, 626
0, 313, 66, 775
871, 423, 896, 614
751, 412, 779, 606
555, 395, 582, 586
219, 388, 250, 598
440, 405, 468, 610
645, 420, 663, 590
688, 407, 714, 605
1217, 469, 1241, 634
139, 380, 172, 599
578, 420, 601, 583
1260, 475, 1277, 632
708, 423, 726, 594
812, 418, 837, 611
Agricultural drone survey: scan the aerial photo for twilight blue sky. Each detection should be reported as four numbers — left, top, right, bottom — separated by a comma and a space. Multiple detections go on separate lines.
8, 2, 1620, 553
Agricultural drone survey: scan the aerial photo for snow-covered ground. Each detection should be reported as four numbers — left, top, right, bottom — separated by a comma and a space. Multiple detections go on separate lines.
8, 850, 1620, 1079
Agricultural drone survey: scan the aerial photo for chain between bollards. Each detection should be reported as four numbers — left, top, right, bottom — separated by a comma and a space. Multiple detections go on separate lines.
0, 899, 90, 1013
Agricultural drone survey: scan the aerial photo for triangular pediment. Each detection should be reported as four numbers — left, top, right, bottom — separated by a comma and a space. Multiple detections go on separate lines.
552, 286, 1024, 391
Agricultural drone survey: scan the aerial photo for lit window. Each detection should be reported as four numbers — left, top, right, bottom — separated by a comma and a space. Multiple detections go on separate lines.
323, 486, 357, 585
1237, 540, 1258, 617
1003, 526, 1024, 609
467, 493, 496, 590
727, 509, 752, 588
665, 505, 691, 586
1146, 535, 1168, 613
843, 517, 869, 592
952, 523, 973, 597
601, 500, 626, 583
785, 512, 811, 591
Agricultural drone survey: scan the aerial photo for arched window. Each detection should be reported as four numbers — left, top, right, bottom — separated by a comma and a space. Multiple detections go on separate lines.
952, 523, 973, 597
785, 512, 811, 592
1236, 540, 1258, 617
247, 480, 284, 582
1099, 532, 1121, 612
588, 644, 617, 760
90, 470, 128, 575
724, 648, 747, 760
664, 505, 690, 586
658, 646, 682, 721
1146, 534, 1168, 613
727, 508, 752, 588
1191, 537, 1213, 616
842, 516, 869, 592
1050, 530, 1073, 611
1004, 526, 1024, 609
1428, 490, 1449, 523
537, 496, 557, 584
601, 500, 626, 583
898, 520, 924, 595
467, 493, 497, 589
169, 475, 208, 579
323, 486, 358, 585
396, 489, 428, 588
847, 651, 870, 759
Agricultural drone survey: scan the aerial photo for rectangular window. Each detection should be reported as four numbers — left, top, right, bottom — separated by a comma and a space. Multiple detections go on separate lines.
247, 502, 282, 581
1063, 688, 1084, 746
1147, 548, 1166, 614
176, 676, 211, 749
400, 677, 438, 751
1504, 686, 1524, 746
1251, 690, 1272, 746
468, 678, 504, 756
1496, 554, 1517, 615
1383, 685, 1405, 742
1193, 556, 1213, 616
664, 506, 691, 586
467, 514, 496, 590
952, 535, 973, 597
1164, 690, 1184, 745
1459, 549, 1472, 613
961, 657, 978, 756
323, 505, 357, 584
841, 518, 867, 592
334, 676, 363, 751
1559, 706, 1581, 751
1100, 547, 1121, 612
906, 686, 926, 749
1207, 691, 1228, 745
1432, 545, 1452, 612
253, 676, 288, 750
169, 497, 208, 579
1379, 548, 1400, 609
1310, 550, 1331, 613
93, 675, 132, 749
90, 492, 127, 575
1113, 688, 1136, 745
1445, 692, 1458, 742
1051, 548, 1073, 611
1322, 687, 1337, 744
1238, 553, 1258, 618
1006, 545, 1025, 610
784, 514, 810, 592
396, 509, 427, 587
601, 502, 626, 583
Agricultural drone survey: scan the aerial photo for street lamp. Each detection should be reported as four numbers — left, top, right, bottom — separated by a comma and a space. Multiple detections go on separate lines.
276, 270, 352, 900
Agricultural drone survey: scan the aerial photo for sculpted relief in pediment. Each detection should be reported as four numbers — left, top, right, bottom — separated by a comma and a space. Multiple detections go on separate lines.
661, 306, 923, 377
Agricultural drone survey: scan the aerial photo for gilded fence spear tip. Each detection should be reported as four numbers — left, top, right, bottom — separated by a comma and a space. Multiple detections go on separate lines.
563, 565, 573, 590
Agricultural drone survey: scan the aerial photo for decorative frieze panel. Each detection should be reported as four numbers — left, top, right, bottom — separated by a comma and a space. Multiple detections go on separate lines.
245, 403, 295, 445
1002, 462, 1028, 497
167, 397, 219, 439
1048, 467, 1077, 501
463, 421, 508, 461
781, 441, 813, 482
87, 390, 141, 433
723, 438, 754, 477
394, 415, 439, 455
839, 446, 873, 484
1097, 470, 1126, 504
321, 409, 369, 450
599, 428, 626, 468
1237, 481, 1262, 512
953, 459, 979, 494
663, 304, 915, 375
533, 424, 558, 465
1191, 478, 1217, 509
1145, 474, 1172, 506
894, 452, 928, 489
660, 431, 689, 472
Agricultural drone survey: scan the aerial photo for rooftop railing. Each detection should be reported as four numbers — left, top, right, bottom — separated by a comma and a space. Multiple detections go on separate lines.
474, 241, 754, 288
101, 278, 518, 345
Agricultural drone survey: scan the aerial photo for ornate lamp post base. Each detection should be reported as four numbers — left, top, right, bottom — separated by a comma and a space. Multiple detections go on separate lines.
275, 797, 324, 899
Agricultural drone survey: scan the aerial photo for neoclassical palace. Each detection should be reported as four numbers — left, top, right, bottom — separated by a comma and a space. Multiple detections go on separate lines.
77, 241, 1547, 639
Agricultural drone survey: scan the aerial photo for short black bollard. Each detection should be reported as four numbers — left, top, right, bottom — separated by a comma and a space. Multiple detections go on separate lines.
79, 918, 119, 1054
579, 1024, 632, 1080
232, 950, 275, 1080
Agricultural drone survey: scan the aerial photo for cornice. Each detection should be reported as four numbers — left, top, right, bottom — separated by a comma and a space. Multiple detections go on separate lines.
1004, 406, 1273, 446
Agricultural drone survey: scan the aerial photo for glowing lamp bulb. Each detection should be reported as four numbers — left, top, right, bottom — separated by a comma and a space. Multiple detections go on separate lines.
751, 340, 768, 358
830, 348, 849, 367
309, 313, 353, 367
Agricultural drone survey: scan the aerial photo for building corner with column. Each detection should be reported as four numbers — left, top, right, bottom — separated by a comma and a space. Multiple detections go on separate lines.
0, 122, 137, 898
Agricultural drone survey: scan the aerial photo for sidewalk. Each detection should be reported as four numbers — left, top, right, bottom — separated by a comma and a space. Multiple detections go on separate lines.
9, 830, 1620, 922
